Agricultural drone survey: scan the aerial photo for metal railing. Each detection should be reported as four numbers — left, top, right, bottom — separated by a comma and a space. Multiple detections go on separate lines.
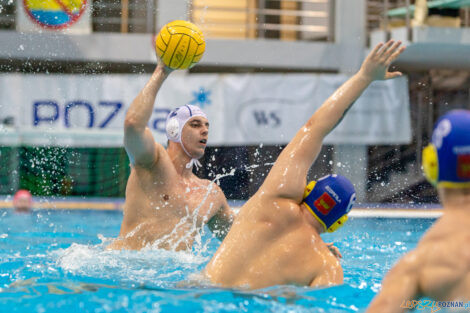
92, 0, 155, 33
191, 0, 334, 41
367, 0, 470, 40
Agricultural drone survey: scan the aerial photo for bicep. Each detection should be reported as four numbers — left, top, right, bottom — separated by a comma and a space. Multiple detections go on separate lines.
259, 120, 324, 201
124, 126, 161, 167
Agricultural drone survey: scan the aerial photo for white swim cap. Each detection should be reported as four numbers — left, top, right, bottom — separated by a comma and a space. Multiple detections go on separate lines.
165, 105, 208, 169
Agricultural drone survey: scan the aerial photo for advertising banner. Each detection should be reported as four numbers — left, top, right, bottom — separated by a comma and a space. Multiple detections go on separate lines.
0, 73, 411, 147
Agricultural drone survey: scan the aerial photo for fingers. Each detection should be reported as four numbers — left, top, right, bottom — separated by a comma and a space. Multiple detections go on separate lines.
386, 45, 406, 65
381, 40, 402, 60
326, 243, 343, 259
373, 40, 404, 63
369, 42, 384, 58
332, 247, 342, 259
336, 249, 343, 259
385, 71, 403, 80
376, 40, 396, 58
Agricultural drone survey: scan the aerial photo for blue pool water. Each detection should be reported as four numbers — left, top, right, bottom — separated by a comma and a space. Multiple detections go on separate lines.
0, 209, 434, 312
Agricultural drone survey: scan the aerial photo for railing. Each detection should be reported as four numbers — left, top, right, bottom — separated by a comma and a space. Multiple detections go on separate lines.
191, 0, 334, 41
92, 0, 155, 33
367, 0, 470, 40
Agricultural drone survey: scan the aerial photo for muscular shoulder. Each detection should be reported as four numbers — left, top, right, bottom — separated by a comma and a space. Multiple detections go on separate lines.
206, 180, 226, 200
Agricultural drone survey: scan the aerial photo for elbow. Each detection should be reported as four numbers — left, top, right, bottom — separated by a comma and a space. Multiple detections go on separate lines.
124, 115, 143, 133
305, 114, 329, 137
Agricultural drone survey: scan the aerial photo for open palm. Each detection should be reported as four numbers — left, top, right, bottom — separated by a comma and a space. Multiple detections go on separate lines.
360, 40, 406, 81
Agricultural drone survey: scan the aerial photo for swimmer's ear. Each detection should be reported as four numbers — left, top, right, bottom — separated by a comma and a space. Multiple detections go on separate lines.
422, 144, 438, 186
303, 181, 317, 199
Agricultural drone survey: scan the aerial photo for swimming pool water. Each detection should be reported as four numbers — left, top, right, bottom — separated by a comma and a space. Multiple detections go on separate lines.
0, 209, 434, 312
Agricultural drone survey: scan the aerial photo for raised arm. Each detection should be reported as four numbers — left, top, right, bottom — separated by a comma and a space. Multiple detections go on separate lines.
260, 40, 405, 201
366, 251, 420, 313
124, 63, 172, 167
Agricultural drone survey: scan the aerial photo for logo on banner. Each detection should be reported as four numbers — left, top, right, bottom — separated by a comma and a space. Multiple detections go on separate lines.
237, 98, 302, 142
23, 0, 87, 29
190, 87, 212, 108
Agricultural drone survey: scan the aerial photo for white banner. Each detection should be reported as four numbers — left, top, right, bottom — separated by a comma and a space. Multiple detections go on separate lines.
0, 73, 411, 147
16, 0, 92, 34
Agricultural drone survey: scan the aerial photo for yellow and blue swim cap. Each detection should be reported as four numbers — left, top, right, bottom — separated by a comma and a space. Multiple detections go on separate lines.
302, 174, 356, 233
422, 109, 470, 188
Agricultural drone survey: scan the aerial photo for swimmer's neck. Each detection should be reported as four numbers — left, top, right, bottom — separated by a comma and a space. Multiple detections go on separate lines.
439, 187, 470, 212
167, 145, 197, 177
300, 203, 325, 234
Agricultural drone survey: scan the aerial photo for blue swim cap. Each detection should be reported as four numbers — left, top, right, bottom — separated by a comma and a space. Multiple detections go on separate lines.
422, 109, 470, 188
302, 174, 356, 233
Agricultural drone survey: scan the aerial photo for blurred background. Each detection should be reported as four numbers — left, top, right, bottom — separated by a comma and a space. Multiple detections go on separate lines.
0, 0, 469, 205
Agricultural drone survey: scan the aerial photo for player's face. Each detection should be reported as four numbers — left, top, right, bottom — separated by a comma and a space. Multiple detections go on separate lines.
14, 197, 31, 212
181, 117, 209, 159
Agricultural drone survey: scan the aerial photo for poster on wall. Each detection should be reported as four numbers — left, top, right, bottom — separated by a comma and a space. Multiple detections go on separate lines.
16, 0, 92, 33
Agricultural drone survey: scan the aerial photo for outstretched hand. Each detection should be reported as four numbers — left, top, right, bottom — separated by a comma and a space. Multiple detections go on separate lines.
326, 242, 342, 259
359, 40, 406, 82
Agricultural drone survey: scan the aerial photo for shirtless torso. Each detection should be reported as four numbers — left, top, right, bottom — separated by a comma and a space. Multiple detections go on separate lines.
110, 160, 228, 250
109, 64, 232, 251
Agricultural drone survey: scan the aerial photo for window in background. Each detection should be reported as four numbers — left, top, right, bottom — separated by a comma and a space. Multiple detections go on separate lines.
191, 0, 333, 41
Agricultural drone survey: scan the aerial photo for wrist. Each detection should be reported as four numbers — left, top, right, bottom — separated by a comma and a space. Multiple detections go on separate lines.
355, 70, 374, 85
154, 64, 171, 79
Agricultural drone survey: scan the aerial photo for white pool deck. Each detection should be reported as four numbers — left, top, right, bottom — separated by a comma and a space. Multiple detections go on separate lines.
0, 197, 443, 218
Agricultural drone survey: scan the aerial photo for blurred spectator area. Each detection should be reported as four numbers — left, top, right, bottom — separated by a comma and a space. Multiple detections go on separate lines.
1, 1, 469, 37
367, 0, 470, 33
0, 0, 334, 41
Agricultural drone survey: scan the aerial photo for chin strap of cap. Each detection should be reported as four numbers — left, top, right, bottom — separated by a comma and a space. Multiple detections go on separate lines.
180, 140, 202, 170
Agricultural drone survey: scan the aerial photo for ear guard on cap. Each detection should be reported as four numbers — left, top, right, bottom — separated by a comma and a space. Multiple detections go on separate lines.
166, 117, 180, 141
302, 177, 354, 233
422, 144, 438, 187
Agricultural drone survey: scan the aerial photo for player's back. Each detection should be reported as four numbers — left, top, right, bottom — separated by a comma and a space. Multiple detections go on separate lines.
416, 210, 470, 300
204, 194, 342, 289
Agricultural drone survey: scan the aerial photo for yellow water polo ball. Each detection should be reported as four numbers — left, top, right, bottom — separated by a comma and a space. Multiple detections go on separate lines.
155, 20, 206, 70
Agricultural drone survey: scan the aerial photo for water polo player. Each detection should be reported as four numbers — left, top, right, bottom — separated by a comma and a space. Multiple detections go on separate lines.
203, 40, 406, 289
109, 61, 233, 251
13, 189, 33, 213
367, 109, 470, 312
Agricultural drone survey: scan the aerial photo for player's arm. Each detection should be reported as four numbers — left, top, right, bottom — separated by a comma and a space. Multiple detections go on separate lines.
366, 251, 420, 313
207, 184, 235, 240
124, 62, 172, 167
261, 40, 405, 200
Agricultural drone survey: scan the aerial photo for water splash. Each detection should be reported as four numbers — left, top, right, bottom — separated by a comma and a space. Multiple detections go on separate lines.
55, 236, 209, 287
